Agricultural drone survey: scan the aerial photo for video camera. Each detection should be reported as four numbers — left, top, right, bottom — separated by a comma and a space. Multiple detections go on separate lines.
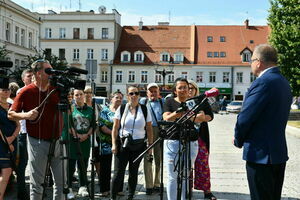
0, 60, 13, 89
46, 66, 87, 91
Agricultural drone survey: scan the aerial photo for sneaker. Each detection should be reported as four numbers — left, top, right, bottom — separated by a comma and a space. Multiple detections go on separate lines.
146, 188, 153, 195
67, 188, 75, 200
78, 186, 89, 197
117, 191, 125, 196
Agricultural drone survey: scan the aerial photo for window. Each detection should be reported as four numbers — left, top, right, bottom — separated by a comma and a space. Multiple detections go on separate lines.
223, 72, 230, 83
116, 71, 123, 83
242, 51, 251, 62
101, 71, 108, 82
101, 49, 108, 60
128, 71, 135, 82
214, 52, 219, 57
134, 51, 144, 62
155, 73, 162, 83
102, 28, 108, 39
88, 28, 94, 39
196, 72, 203, 83
161, 52, 170, 62
174, 53, 184, 63
250, 72, 256, 82
220, 52, 226, 57
250, 40, 254, 44
121, 51, 130, 62
15, 26, 20, 44
207, 36, 213, 42
45, 28, 51, 39
209, 72, 216, 83
59, 28, 66, 39
168, 72, 174, 83
73, 28, 80, 39
59, 49, 65, 60
236, 72, 243, 83
141, 71, 148, 83
220, 36, 226, 42
15, 59, 19, 68
207, 52, 213, 58
87, 49, 94, 59
181, 72, 188, 79
21, 29, 25, 47
45, 48, 52, 60
5, 23, 10, 42
28, 32, 32, 48
73, 49, 79, 60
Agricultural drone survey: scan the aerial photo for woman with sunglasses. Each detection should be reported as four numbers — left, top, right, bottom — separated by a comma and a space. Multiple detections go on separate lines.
188, 80, 216, 200
111, 86, 153, 200
163, 77, 210, 200
0, 87, 20, 200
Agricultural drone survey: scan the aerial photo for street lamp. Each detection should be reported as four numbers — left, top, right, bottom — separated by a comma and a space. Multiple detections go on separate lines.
155, 64, 174, 91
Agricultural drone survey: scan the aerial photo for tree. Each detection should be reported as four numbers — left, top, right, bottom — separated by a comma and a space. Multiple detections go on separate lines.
268, 0, 300, 96
0, 45, 9, 60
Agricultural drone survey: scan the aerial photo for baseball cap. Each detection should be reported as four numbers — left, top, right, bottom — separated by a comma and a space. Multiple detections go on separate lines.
147, 83, 159, 90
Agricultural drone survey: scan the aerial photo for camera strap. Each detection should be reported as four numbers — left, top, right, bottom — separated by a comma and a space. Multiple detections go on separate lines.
120, 104, 139, 138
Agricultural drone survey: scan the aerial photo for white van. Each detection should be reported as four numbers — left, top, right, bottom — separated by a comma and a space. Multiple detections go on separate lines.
93, 96, 108, 106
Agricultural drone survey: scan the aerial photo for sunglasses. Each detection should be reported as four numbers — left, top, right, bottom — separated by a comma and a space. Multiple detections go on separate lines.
128, 92, 139, 96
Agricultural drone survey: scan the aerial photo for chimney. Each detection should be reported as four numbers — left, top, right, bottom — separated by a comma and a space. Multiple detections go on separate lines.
139, 20, 143, 30
244, 19, 249, 29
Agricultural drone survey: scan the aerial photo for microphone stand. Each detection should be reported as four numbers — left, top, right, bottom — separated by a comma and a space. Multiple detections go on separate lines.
134, 97, 210, 200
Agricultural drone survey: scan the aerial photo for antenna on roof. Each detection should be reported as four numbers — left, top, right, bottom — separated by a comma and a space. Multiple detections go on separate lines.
168, 10, 171, 24
70, 0, 71, 9
43, 0, 46, 13
78, 0, 81, 10
31, 2, 33, 11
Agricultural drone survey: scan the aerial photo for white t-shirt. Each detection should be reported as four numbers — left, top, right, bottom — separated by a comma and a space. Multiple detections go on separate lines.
114, 104, 152, 140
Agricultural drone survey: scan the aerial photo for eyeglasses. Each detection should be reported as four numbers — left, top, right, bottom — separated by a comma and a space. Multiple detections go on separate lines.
0, 88, 11, 92
249, 58, 259, 64
128, 92, 139, 96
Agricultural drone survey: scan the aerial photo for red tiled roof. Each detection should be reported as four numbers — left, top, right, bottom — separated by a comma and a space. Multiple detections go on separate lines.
114, 25, 192, 65
195, 25, 269, 66
114, 24, 270, 67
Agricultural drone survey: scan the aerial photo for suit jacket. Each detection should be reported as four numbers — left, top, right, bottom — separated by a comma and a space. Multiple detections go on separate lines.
234, 67, 292, 164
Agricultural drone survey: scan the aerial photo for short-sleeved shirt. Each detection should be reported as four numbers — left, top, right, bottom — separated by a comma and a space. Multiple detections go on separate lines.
140, 97, 164, 127
163, 97, 197, 140
11, 83, 62, 140
114, 104, 152, 140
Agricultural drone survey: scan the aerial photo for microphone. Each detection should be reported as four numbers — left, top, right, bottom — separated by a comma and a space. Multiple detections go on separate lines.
44, 68, 64, 75
0, 60, 13, 68
67, 67, 88, 75
187, 88, 219, 102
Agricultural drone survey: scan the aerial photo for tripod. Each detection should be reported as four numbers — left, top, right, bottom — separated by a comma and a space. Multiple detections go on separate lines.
134, 97, 211, 200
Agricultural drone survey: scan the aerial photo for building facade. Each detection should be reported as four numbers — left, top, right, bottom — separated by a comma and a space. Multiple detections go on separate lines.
39, 8, 122, 96
112, 21, 269, 100
0, 0, 40, 68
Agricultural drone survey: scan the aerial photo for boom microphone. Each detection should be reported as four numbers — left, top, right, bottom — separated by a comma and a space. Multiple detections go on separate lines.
44, 68, 64, 75
187, 87, 219, 102
67, 67, 88, 75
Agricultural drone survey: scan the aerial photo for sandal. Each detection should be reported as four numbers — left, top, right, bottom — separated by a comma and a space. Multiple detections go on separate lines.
204, 192, 217, 200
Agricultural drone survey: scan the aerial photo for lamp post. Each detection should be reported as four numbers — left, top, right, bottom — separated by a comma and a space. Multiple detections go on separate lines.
155, 64, 174, 91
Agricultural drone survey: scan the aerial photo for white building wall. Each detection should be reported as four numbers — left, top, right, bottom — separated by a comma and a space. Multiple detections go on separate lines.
0, 0, 40, 68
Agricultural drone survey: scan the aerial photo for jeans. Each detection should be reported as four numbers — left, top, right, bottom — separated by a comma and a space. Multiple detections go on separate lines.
164, 139, 198, 200
16, 134, 28, 194
27, 136, 64, 200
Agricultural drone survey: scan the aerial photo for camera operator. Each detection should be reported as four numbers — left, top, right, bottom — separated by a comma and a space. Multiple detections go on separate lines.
8, 60, 64, 200
163, 78, 209, 200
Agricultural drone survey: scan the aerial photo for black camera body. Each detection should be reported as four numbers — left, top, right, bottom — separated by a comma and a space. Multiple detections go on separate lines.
0, 60, 13, 89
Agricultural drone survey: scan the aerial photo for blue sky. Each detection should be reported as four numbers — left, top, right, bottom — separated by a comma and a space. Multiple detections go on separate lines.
13, 0, 270, 26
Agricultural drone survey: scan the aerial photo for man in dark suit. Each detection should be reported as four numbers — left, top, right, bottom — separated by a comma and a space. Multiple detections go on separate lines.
234, 44, 292, 200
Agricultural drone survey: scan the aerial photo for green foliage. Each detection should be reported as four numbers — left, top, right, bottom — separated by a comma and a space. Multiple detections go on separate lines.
0, 45, 9, 60
268, 0, 300, 96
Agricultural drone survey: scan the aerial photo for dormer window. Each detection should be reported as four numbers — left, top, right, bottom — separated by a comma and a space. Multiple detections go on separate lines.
134, 51, 144, 63
121, 51, 131, 62
240, 48, 252, 62
174, 52, 184, 63
160, 52, 170, 62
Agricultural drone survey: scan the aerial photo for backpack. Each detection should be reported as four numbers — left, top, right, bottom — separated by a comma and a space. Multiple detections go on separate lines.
120, 104, 147, 122
143, 98, 163, 111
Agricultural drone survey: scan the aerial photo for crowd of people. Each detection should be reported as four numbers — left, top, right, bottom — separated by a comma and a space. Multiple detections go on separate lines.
0, 44, 292, 200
